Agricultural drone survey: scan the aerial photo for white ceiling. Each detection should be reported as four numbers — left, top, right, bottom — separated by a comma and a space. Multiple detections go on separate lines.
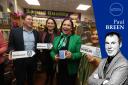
17, 0, 93, 15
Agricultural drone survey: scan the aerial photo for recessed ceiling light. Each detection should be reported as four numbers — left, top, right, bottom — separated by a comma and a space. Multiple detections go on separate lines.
7, 8, 11, 12
25, 0, 40, 5
76, 4, 91, 11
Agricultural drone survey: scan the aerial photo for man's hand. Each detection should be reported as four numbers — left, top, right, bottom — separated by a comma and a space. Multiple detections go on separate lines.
94, 74, 99, 79
103, 80, 109, 85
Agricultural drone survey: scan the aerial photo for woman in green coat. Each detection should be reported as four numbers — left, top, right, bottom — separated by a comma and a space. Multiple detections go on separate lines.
50, 18, 82, 85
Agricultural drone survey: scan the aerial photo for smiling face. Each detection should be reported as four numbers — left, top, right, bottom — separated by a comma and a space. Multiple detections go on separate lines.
46, 19, 55, 31
91, 30, 99, 44
62, 20, 72, 35
23, 15, 33, 29
105, 35, 121, 57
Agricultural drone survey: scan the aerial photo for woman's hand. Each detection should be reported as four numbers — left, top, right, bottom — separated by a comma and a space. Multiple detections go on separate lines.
86, 54, 101, 67
8, 51, 14, 61
55, 54, 59, 62
86, 54, 95, 62
65, 51, 72, 59
8, 52, 13, 61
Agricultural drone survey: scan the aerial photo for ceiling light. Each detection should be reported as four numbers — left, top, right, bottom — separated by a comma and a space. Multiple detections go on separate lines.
25, 0, 40, 5
7, 8, 11, 12
76, 4, 91, 11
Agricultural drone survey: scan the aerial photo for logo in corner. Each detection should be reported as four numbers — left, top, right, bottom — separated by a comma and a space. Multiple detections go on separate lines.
109, 3, 123, 16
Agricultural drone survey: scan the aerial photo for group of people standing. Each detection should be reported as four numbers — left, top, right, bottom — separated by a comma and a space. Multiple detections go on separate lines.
1, 14, 127, 85
0, 14, 82, 85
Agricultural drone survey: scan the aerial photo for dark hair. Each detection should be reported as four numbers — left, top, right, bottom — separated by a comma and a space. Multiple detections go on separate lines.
44, 17, 58, 34
105, 32, 122, 44
22, 14, 32, 20
60, 18, 75, 34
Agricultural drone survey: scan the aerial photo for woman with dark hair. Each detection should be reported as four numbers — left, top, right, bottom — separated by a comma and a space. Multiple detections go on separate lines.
50, 18, 82, 85
39, 17, 59, 85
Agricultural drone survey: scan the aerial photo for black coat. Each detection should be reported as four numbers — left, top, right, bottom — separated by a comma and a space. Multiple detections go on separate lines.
8, 27, 39, 52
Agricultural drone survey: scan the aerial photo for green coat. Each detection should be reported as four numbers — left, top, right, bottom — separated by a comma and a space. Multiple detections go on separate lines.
50, 34, 82, 75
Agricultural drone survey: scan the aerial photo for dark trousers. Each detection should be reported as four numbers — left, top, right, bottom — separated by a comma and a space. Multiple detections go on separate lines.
0, 63, 4, 85
56, 61, 77, 85
40, 51, 55, 85
56, 72, 77, 85
13, 57, 37, 85
41, 59, 55, 85
45, 70, 54, 85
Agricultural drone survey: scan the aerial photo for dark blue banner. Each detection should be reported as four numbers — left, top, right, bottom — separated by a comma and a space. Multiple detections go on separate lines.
92, 0, 128, 59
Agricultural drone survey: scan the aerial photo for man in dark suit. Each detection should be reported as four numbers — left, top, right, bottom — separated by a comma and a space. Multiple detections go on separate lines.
88, 32, 128, 85
8, 14, 39, 85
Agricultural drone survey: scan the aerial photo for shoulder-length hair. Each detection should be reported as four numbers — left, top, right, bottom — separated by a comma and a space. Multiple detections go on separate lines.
60, 18, 75, 34
44, 17, 58, 34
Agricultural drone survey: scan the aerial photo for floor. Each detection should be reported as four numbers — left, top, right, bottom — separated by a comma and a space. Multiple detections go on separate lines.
4, 61, 80, 85
4, 61, 57, 85
34, 71, 56, 85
